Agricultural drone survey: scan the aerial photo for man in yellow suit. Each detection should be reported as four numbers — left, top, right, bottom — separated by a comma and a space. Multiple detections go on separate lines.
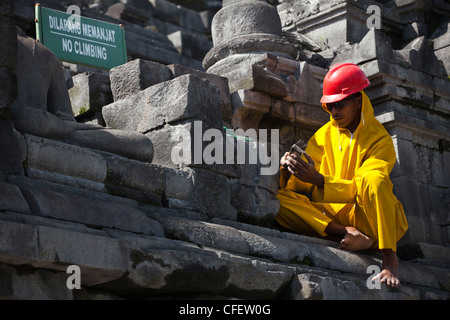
275, 63, 408, 288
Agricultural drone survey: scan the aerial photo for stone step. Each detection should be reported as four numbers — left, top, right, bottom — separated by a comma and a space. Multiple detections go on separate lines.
146, 207, 450, 297
0, 212, 448, 300
398, 242, 450, 267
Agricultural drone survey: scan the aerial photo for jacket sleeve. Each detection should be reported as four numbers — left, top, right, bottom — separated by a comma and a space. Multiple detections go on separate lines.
321, 133, 396, 203
280, 166, 314, 193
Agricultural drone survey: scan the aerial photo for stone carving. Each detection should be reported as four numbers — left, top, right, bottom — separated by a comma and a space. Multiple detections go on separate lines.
11, 28, 154, 163
203, 0, 299, 71
279, 0, 403, 49
203, 0, 327, 134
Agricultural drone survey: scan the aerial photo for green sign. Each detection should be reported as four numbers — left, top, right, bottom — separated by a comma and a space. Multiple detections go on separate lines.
35, 4, 127, 70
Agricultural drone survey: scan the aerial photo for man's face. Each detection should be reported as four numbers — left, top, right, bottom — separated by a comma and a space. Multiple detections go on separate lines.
326, 94, 362, 132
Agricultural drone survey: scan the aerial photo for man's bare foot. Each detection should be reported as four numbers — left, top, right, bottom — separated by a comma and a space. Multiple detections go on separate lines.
339, 226, 373, 252
324, 223, 373, 252
373, 249, 400, 288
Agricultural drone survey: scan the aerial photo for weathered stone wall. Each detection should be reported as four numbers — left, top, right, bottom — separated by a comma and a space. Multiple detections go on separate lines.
0, 0, 449, 301
0, 0, 17, 118
0, 0, 25, 178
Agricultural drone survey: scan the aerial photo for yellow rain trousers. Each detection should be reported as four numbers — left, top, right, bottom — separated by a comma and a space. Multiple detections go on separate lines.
275, 91, 408, 251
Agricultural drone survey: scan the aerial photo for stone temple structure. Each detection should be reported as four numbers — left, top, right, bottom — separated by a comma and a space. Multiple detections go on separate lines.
0, 0, 449, 301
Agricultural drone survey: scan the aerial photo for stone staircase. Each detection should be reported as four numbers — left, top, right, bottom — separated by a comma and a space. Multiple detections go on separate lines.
0, 135, 448, 299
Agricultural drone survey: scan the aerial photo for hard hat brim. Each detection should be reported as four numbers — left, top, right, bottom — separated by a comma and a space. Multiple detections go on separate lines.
320, 92, 350, 104
320, 82, 370, 104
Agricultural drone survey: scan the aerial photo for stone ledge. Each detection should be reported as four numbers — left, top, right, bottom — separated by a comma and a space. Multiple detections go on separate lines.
0, 181, 30, 214
398, 242, 450, 267
0, 211, 448, 299
0, 220, 128, 288
0, 264, 73, 300
25, 134, 108, 183
283, 268, 448, 300
147, 208, 450, 294
19, 187, 157, 235
6, 174, 139, 209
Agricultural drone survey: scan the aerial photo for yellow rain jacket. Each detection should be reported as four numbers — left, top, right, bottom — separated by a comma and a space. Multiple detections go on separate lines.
276, 91, 408, 251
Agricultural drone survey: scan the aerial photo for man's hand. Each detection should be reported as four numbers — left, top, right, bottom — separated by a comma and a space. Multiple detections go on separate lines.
282, 152, 324, 187
280, 152, 291, 172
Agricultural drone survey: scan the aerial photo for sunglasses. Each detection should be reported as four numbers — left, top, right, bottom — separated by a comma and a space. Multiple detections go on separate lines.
326, 93, 360, 112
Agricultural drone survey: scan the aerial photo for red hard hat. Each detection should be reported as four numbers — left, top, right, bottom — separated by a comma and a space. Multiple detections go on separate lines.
320, 63, 370, 103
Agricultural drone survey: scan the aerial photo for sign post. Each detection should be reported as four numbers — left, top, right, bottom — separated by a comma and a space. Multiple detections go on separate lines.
35, 3, 127, 70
